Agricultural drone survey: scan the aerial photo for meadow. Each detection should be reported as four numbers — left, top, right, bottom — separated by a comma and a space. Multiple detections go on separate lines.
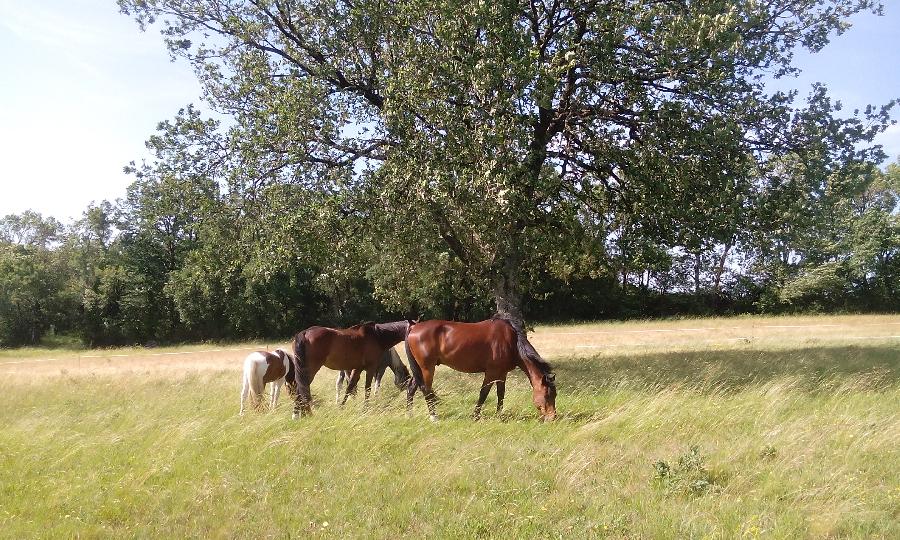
1, 314, 898, 538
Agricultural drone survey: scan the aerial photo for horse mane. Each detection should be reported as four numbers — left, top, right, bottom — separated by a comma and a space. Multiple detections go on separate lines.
348, 321, 376, 330
491, 314, 555, 383
371, 320, 410, 348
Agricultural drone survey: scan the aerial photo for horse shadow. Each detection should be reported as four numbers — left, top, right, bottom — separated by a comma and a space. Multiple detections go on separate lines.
551, 343, 900, 394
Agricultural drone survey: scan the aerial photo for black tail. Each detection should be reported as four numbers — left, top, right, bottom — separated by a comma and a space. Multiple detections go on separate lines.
291, 330, 312, 416
291, 330, 306, 373
283, 349, 298, 396
404, 336, 424, 389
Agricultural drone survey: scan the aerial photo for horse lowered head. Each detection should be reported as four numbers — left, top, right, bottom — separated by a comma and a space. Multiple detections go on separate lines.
532, 372, 557, 421
387, 348, 411, 388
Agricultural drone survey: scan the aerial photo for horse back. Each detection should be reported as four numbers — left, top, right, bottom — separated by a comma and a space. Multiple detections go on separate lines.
407, 319, 518, 374
303, 325, 382, 370
242, 350, 289, 383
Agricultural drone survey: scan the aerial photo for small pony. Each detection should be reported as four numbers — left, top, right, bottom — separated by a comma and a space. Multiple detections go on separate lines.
240, 348, 295, 415
335, 347, 411, 403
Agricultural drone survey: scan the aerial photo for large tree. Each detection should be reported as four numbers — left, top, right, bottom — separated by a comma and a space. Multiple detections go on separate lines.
119, 0, 895, 323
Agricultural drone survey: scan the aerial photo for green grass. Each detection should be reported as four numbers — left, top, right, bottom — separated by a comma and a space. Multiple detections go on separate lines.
1, 315, 898, 538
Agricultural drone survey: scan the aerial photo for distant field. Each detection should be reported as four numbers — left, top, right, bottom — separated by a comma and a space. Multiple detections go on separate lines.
1, 314, 898, 537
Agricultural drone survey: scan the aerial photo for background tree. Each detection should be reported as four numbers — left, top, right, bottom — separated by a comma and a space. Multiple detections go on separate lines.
3, 2, 899, 349
117, 0, 895, 325
0, 212, 78, 346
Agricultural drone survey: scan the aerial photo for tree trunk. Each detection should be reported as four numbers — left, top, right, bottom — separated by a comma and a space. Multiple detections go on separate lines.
493, 253, 524, 326
712, 239, 734, 296
693, 251, 702, 296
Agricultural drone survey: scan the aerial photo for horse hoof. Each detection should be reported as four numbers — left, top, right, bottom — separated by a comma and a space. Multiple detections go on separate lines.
429, 415, 438, 423
292, 413, 299, 420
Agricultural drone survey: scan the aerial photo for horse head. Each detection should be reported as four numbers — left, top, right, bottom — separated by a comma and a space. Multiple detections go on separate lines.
390, 350, 411, 388
532, 372, 557, 421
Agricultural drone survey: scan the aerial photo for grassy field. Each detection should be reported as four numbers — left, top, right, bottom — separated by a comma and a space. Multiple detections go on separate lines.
1, 314, 898, 538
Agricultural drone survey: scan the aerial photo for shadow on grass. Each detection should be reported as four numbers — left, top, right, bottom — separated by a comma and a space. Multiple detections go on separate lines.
554, 344, 900, 393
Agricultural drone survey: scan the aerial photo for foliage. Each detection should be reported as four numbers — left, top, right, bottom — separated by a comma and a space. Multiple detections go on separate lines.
1, 2, 899, 346
113, 0, 896, 324
0, 213, 79, 347
653, 445, 723, 497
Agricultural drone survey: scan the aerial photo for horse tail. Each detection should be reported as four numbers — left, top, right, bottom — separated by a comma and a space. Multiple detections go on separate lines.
291, 330, 312, 416
243, 355, 264, 408
404, 335, 424, 389
283, 350, 297, 394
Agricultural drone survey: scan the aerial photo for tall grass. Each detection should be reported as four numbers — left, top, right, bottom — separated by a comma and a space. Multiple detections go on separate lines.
1, 316, 898, 538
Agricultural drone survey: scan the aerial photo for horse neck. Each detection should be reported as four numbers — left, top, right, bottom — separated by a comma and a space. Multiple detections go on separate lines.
387, 350, 409, 375
518, 356, 546, 389
372, 321, 408, 349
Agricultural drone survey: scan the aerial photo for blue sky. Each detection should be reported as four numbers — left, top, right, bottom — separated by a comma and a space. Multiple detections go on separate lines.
0, 1, 898, 221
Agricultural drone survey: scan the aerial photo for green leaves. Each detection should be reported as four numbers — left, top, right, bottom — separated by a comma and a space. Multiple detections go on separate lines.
105, 0, 900, 324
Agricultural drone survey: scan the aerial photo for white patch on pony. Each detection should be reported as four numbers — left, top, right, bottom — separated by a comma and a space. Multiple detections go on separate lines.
240, 351, 280, 415
335, 371, 346, 404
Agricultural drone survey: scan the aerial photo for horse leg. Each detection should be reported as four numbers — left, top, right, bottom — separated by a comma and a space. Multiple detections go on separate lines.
406, 370, 431, 416
421, 368, 438, 422
473, 375, 494, 420
341, 369, 362, 406
406, 377, 418, 415
335, 371, 346, 404
364, 369, 374, 404
250, 376, 264, 412
271, 380, 282, 410
496, 379, 507, 415
240, 376, 249, 416
373, 362, 387, 396
293, 363, 320, 419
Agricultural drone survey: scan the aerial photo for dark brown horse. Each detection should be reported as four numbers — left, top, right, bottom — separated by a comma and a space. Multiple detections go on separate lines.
291, 320, 414, 417
405, 316, 557, 421
335, 347, 410, 403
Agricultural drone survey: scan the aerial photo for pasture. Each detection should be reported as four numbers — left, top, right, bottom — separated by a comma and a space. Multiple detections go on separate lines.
1, 314, 898, 538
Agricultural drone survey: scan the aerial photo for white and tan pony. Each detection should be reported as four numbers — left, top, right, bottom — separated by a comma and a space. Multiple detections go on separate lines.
240, 348, 295, 414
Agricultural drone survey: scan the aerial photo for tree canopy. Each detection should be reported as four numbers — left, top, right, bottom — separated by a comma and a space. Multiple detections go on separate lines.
1, 1, 898, 347
115, 0, 895, 323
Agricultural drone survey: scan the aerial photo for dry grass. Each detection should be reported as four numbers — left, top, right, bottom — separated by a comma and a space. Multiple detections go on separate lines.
1, 314, 898, 538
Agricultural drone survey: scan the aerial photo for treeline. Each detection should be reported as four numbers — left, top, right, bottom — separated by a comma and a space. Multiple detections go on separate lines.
2, 156, 897, 348
5, 1, 900, 348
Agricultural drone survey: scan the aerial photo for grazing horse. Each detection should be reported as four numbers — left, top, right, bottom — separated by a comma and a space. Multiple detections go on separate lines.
240, 348, 295, 414
335, 347, 411, 403
291, 320, 414, 417
405, 316, 557, 421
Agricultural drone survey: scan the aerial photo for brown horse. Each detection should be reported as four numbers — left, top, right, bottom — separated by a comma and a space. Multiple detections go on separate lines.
405, 316, 557, 421
291, 320, 414, 417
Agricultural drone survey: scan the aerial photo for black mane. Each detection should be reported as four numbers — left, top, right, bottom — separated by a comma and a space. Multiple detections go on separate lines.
491, 314, 555, 382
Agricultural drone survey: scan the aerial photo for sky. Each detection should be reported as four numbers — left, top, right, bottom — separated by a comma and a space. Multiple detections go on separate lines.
0, 1, 899, 222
